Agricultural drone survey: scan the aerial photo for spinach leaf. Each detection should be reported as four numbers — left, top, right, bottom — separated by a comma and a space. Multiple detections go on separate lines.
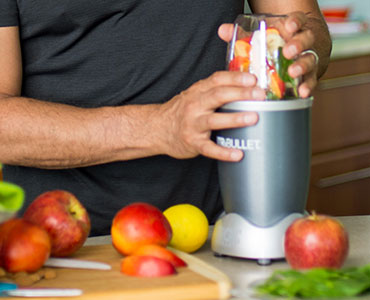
255, 264, 370, 298
276, 47, 299, 99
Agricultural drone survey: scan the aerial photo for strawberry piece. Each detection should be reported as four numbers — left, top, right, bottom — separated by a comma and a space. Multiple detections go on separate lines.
228, 56, 250, 72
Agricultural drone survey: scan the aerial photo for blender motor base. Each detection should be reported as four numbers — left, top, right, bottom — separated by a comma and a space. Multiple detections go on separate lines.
256, 259, 272, 266
211, 212, 302, 262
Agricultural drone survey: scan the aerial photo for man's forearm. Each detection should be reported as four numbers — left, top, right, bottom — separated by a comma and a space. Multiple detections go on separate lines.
0, 95, 164, 169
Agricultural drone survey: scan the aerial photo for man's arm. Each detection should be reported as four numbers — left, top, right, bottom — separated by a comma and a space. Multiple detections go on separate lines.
0, 27, 261, 169
248, 0, 332, 96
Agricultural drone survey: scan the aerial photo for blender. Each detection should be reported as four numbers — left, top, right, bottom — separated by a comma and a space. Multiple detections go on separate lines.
211, 14, 313, 265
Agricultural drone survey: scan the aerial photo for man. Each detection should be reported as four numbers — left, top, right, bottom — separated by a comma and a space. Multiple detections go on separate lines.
0, 0, 331, 235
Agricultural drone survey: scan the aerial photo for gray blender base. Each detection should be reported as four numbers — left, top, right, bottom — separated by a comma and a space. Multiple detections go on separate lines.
211, 212, 302, 265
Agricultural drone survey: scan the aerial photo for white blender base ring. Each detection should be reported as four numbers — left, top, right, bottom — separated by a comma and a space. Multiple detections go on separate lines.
211, 212, 302, 261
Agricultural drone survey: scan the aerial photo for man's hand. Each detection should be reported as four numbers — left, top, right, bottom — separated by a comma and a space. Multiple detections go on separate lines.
278, 12, 318, 98
218, 11, 324, 98
158, 71, 265, 162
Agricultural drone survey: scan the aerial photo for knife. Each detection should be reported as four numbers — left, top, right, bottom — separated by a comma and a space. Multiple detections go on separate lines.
1, 283, 83, 297
44, 258, 111, 270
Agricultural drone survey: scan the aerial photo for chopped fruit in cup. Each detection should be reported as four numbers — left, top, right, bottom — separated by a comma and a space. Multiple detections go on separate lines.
234, 40, 251, 58
240, 36, 252, 43
266, 27, 280, 35
229, 26, 298, 100
228, 56, 250, 72
266, 28, 285, 60
268, 66, 285, 99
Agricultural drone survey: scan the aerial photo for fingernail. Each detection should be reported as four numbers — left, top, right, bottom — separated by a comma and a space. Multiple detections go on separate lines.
300, 86, 310, 98
252, 89, 265, 99
287, 21, 298, 32
244, 113, 257, 124
287, 45, 297, 57
230, 150, 242, 161
242, 74, 255, 86
291, 65, 303, 77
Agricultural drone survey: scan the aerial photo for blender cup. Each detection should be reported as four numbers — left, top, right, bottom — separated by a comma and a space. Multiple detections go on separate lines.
227, 13, 300, 100
216, 98, 312, 227
211, 14, 312, 263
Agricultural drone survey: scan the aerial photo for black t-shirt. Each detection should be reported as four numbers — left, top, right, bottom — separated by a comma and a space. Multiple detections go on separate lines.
0, 0, 243, 236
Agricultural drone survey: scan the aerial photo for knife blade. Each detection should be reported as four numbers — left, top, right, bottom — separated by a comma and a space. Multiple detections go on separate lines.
1, 283, 83, 298
44, 258, 111, 270
3, 288, 83, 297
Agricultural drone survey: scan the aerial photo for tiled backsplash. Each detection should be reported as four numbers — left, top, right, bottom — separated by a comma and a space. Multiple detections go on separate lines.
318, 0, 370, 22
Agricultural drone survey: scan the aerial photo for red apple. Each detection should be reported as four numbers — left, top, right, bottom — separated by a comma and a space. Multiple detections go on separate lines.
120, 255, 176, 277
284, 212, 349, 269
111, 202, 172, 256
0, 218, 51, 273
133, 244, 187, 267
23, 190, 91, 257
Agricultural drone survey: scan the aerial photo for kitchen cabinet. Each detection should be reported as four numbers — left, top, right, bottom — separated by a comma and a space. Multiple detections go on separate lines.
306, 54, 370, 216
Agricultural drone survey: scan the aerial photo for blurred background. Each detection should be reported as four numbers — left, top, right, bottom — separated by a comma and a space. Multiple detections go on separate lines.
306, 0, 370, 218
318, 0, 370, 23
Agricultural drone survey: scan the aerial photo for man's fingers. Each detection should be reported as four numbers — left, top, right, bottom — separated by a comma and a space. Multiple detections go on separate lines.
199, 140, 244, 162
218, 23, 234, 42
275, 11, 308, 43
288, 50, 317, 78
283, 29, 315, 59
201, 85, 265, 109
298, 73, 317, 98
208, 71, 257, 88
199, 111, 258, 131
193, 71, 258, 94
285, 11, 308, 34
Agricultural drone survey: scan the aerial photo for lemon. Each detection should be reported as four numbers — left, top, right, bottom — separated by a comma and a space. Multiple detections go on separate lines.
163, 204, 209, 253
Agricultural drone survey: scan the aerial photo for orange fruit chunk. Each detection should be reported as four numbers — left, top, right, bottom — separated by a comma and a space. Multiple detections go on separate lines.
234, 40, 251, 58
268, 67, 285, 99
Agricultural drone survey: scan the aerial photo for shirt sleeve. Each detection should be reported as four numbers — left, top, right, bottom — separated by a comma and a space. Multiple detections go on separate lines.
0, 0, 19, 27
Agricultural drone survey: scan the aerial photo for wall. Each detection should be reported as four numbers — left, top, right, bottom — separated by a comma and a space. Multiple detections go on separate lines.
318, 0, 370, 22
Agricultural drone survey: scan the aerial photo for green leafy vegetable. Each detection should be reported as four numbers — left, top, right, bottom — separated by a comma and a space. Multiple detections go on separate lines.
255, 264, 370, 298
0, 181, 24, 212
266, 91, 280, 100
276, 47, 299, 99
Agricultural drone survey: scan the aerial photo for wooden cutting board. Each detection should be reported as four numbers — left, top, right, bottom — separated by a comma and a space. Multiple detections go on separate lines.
26, 244, 231, 300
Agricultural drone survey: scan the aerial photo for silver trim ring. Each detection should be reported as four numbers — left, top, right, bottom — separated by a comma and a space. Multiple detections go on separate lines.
301, 49, 319, 65
221, 97, 313, 112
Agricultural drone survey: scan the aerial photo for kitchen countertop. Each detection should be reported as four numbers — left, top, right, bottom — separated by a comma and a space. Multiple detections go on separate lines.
331, 32, 370, 60
85, 215, 370, 299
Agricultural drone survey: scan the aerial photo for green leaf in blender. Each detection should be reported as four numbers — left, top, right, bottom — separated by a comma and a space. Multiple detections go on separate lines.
266, 91, 280, 100
276, 47, 299, 99
0, 181, 25, 212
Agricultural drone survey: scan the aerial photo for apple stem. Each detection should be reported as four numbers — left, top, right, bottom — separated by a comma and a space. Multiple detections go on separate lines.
309, 210, 318, 221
